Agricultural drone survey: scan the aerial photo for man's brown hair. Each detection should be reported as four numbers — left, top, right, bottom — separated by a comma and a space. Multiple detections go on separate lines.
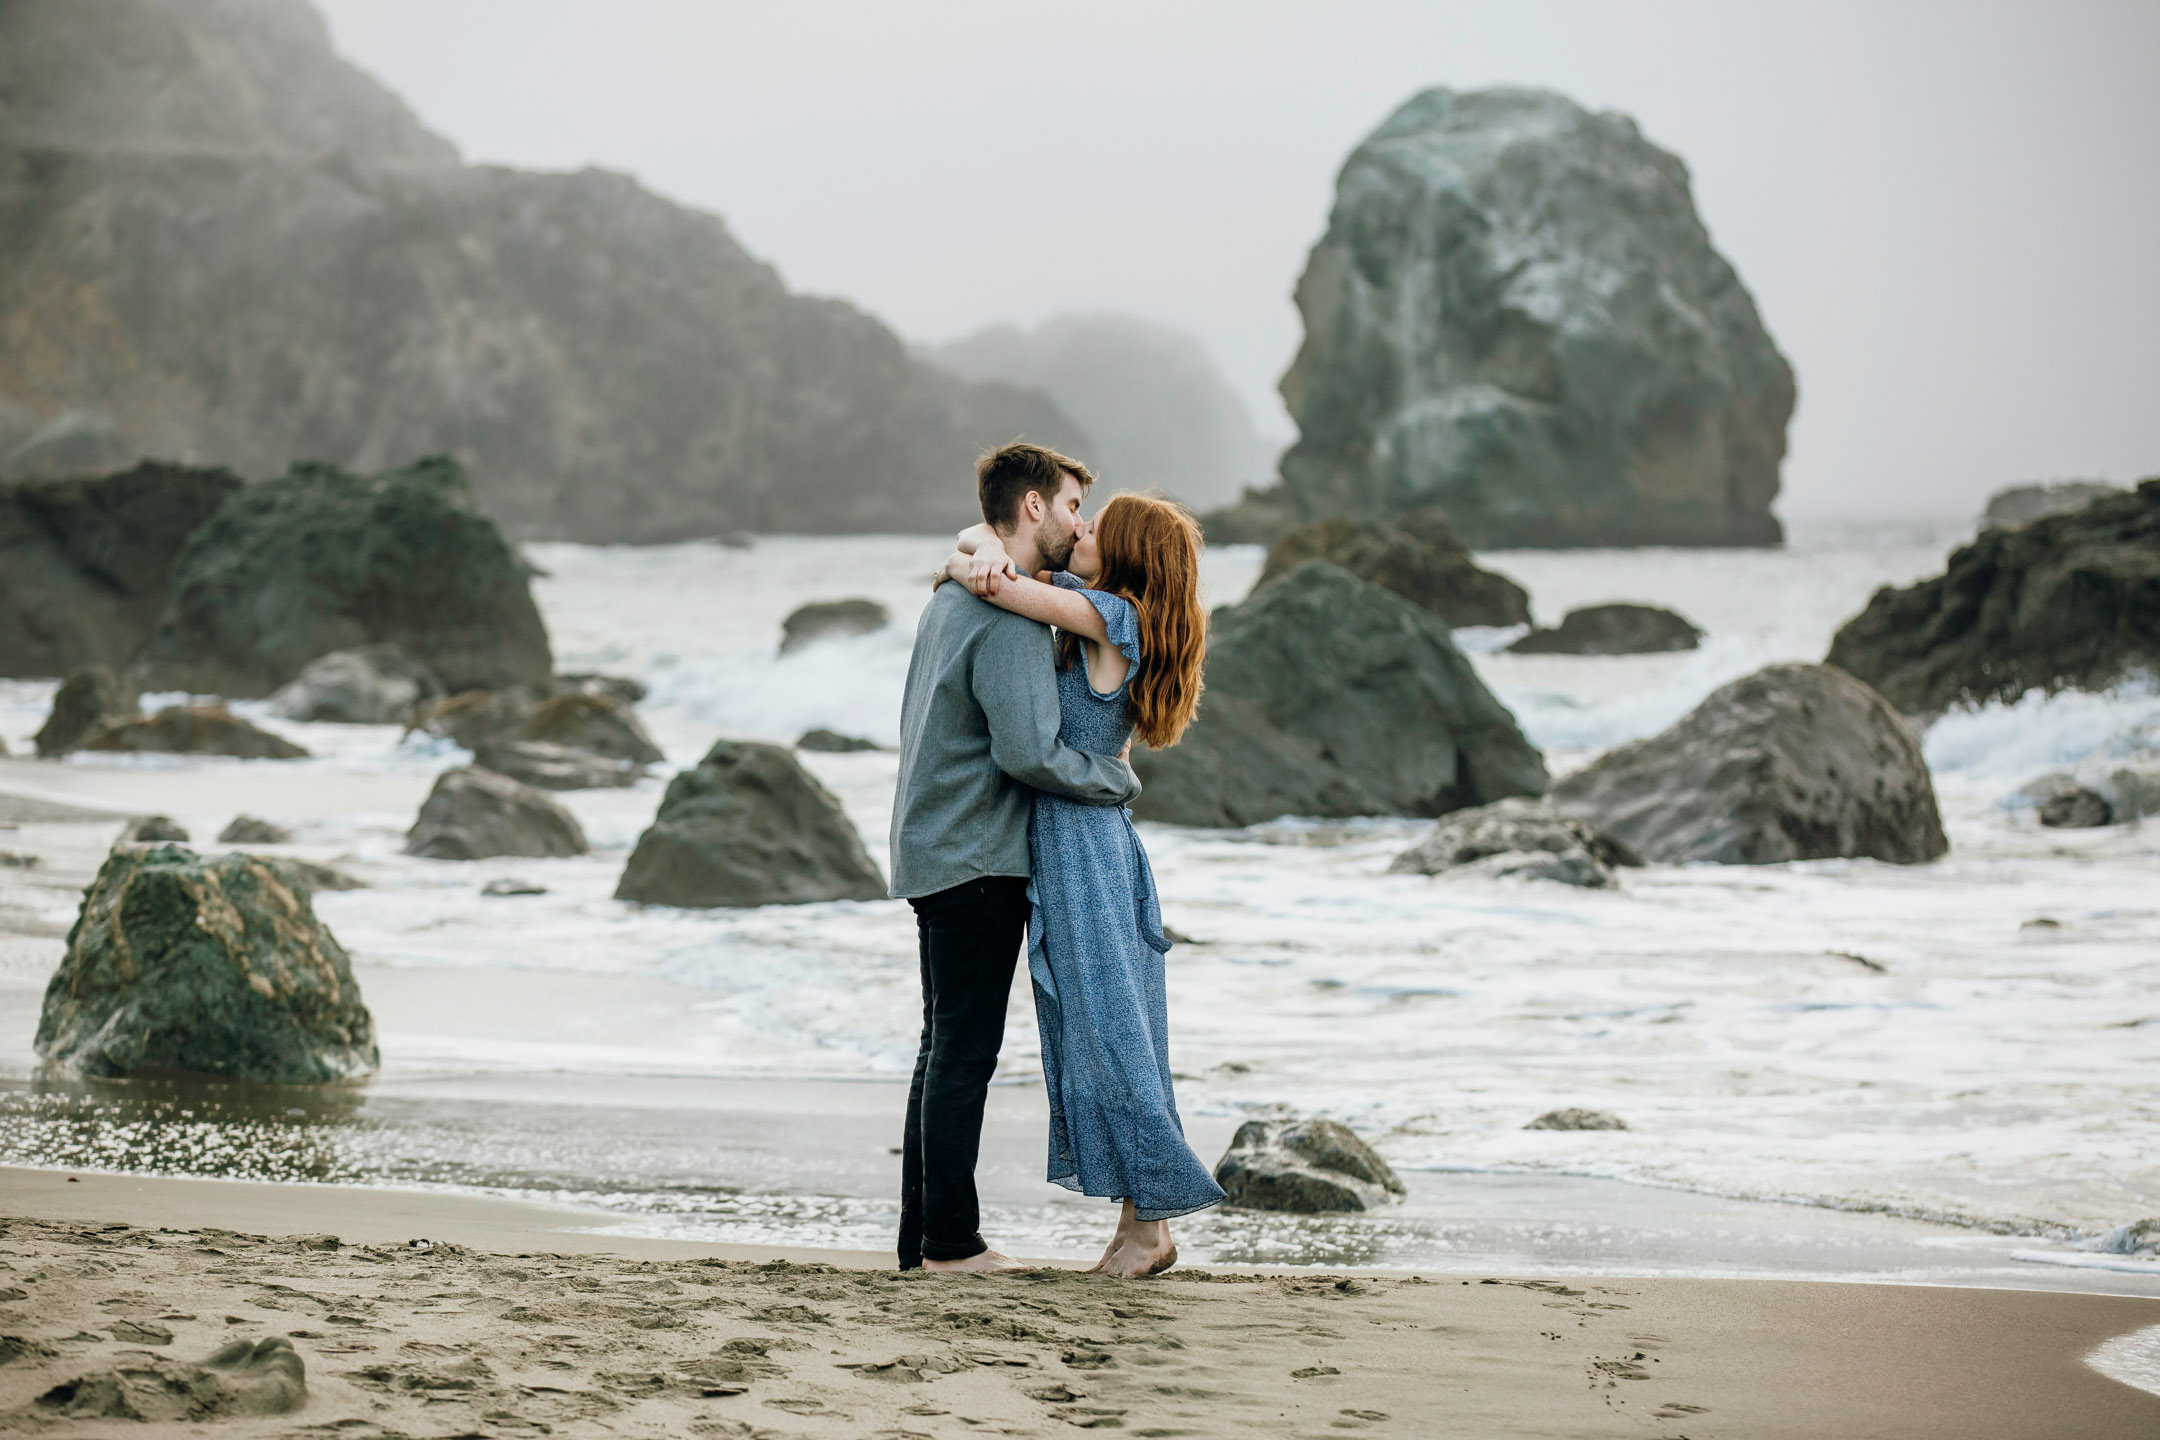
976, 441, 1095, 532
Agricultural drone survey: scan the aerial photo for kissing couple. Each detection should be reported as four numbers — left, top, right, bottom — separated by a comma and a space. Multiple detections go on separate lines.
888, 441, 1223, 1277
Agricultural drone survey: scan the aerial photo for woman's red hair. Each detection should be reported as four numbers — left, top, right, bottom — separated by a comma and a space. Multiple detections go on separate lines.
1071, 492, 1206, 749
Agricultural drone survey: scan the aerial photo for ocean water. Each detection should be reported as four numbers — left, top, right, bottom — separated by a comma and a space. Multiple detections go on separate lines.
1, 521, 2156, 1280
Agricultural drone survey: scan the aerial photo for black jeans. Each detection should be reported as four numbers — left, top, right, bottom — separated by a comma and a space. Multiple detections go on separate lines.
898, 875, 1030, 1269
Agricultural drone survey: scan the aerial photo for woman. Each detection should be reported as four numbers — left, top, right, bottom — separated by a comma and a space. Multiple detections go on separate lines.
942, 492, 1225, 1277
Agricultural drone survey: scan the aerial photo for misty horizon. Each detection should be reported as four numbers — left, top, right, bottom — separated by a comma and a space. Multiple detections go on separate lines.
311, 0, 2159, 526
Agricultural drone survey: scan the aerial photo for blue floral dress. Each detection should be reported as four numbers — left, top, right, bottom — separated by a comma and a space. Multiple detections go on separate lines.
1027, 574, 1225, 1221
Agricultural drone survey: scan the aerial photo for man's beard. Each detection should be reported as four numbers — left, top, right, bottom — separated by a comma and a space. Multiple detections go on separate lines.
1038, 523, 1077, 573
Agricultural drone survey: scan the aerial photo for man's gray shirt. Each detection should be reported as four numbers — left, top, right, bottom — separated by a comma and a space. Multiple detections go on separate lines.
889, 581, 1141, 899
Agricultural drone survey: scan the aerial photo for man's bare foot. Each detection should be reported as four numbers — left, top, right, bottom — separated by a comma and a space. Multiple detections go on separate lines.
922, 1248, 1033, 1274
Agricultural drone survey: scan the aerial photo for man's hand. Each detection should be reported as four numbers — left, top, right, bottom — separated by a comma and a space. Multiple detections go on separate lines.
966, 538, 1019, 597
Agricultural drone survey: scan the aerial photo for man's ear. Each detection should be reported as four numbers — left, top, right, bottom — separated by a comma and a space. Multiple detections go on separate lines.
1021, 489, 1045, 524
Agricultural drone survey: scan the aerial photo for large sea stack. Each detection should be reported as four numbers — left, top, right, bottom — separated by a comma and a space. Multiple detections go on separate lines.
0, 0, 1087, 539
1827, 479, 2160, 714
1131, 562, 1548, 828
1221, 88, 1793, 549
128, 456, 552, 697
0, 463, 241, 678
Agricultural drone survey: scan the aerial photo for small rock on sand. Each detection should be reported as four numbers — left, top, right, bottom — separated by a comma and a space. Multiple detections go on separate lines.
475, 739, 643, 791
1526, 1108, 1629, 1131
118, 816, 189, 844
482, 878, 547, 897
403, 767, 588, 862
1389, 798, 1641, 888
218, 815, 293, 845
1214, 1117, 1406, 1212
797, 728, 881, 753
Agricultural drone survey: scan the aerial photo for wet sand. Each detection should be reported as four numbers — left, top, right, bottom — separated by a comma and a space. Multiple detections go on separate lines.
3, 1168, 2159, 1437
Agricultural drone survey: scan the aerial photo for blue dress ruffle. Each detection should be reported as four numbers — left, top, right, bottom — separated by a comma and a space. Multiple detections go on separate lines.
1027, 575, 1224, 1222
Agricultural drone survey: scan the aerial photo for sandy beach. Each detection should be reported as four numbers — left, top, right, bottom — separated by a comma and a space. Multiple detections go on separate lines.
1, 1168, 2156, 1438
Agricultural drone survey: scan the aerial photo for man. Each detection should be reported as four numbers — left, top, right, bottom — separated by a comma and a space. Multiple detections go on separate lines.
889, 441, 1142, 1273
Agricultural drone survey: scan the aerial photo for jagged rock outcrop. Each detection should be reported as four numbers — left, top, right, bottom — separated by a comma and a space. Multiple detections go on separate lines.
1549, 663, 1947, 865
35, 844, 377, 1083
1526, 1109, 1628, 1131
82, 704, 308, 760
0, 463, 242, 678
1388, 797, 1641, 888
616, 740, 886, 908
1255, 510, 1529, 628
927, 313, 1274, 512
1982, 480, 2122, 529
402, 767, 587, 861
1827, 479, 2160, 714
129, 457, 552, 698
1131, 562, 1548, 828
269, 644, 442, 725
1224, 87, 1793, 549
780, 599, 891, 655
1507, 603, 1703, 655
1213, 1118, 1406, 1213
32, 665, 139, 756
0, 0, 1087, 540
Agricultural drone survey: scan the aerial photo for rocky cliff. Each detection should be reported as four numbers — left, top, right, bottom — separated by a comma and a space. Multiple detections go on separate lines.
0, 0, 1087, 539
1225, 87, 1793, 549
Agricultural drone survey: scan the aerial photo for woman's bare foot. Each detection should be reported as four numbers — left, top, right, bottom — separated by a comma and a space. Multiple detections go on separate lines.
922, 1248, 1033, 1274
1098, 1217, 1176, 1278
1087, 1200, 1139, 1273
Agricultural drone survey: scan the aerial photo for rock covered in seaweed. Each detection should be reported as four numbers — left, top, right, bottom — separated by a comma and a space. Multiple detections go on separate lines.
1251, 87, 1793, 549
35, 844, 377, 1083
616, 740, 886, 908
1131, 562, 1547, 828
1255, 510, 1529, 628
128, 456, 553, 699
1549, 663, 1947, 865
1827, 479, 2160, 714
1213, 1118, 1406, 1213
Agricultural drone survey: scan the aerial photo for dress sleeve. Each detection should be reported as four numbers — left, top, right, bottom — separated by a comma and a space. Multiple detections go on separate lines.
1049, 573, 1143, 666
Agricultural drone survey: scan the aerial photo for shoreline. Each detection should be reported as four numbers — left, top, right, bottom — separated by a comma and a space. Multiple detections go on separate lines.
3, 1169, 2158, 1436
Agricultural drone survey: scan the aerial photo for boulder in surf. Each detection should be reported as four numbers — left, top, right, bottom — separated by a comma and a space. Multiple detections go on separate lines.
35, 844, 377, 1083
1549, 663, 1947, 865
1213, 1118, 1406, 1213
615, 740, 886, 908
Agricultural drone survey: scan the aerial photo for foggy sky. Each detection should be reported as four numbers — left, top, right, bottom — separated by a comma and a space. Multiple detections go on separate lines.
317, 0, 2159, 524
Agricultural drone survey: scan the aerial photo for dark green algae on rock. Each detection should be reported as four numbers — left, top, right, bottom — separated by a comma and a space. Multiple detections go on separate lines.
35, 845, 377, 1084
128, 455, 552, 699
